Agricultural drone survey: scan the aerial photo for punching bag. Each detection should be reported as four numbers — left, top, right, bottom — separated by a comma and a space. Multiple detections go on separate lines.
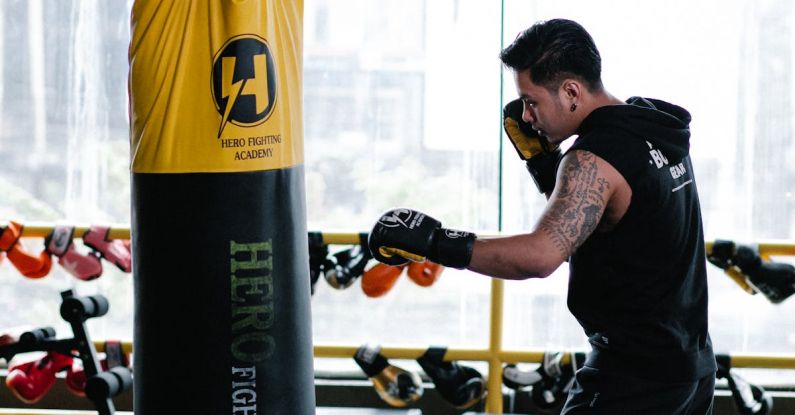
129, 1, 314, 414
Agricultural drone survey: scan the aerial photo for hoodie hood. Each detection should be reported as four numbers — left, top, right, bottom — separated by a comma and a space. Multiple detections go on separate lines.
576, 96, 692, 164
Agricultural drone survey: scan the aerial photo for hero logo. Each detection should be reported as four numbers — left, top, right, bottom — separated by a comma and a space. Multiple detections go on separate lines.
378, 209, 416, 229
211, 34, 278, 138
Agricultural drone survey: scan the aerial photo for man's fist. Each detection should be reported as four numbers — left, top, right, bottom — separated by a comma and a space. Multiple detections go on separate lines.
503, 99, 562, 194
368, 208, 475, 269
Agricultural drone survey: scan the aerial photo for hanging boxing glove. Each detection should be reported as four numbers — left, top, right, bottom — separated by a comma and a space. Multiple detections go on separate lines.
708, 240, 795, 303
6, 352, 73, 403
416, 346, 486, 410
716, 354, 773, 415
308, 232, 327, 295
83, 225, 132, 272
0, 221, 52, 279
530, 352, 582, 410
324, 240, 371, 289
66, 341, 130, 397
0, 332, 16, 347
45, 225, 103, 281
361, 263, 407, 298
502, 363, 544, 390
406, 261, 444, 287
65, 358, 88, 397
733, 245, 795, 304
353, 344, 423, 408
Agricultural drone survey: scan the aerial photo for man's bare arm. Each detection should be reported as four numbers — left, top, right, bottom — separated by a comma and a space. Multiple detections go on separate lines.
467, 150, 616, 279
538, 150, 609, 258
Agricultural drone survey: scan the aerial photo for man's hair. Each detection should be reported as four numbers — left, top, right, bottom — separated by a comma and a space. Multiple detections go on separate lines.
500, 19, 603, 92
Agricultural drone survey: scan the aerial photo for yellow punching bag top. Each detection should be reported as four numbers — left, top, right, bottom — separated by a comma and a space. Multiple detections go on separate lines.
129, 0, 304, 173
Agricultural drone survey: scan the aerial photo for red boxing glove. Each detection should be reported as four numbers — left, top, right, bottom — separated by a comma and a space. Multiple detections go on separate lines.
45, 225, 103, 281
65, 341, 131, 397
6, 352, 73, 403
65, 359, 88, 396
0, 221, 52, 279
83, 226, 131, 272
0, 332, 18, 347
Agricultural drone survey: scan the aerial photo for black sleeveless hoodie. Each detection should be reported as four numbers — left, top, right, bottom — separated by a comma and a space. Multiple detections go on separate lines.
566, 97, 716, 382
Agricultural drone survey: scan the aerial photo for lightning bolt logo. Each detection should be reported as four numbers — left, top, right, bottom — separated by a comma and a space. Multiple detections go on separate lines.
218, 56, 247, 138
212, 35, 277, 139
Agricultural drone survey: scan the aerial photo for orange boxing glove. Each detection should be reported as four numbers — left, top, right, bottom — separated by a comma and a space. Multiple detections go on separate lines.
0, 221, 52, 279
407, 261, 444, 287
361, 263, 406, 298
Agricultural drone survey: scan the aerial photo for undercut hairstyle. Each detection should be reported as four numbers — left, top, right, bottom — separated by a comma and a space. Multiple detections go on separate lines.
500, 19, 603, 93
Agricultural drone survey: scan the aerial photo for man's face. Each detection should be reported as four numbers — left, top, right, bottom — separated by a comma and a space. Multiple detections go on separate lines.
513, 69, 574, 144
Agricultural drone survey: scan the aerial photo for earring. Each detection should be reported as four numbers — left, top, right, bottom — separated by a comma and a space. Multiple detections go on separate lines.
570, 103, 577, 112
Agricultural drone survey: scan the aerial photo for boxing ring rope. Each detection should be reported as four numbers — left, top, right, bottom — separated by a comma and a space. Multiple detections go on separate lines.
8, 224, 795, 414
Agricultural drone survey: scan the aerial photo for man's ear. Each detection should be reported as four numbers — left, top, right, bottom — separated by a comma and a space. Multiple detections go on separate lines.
561, 80, 581, 100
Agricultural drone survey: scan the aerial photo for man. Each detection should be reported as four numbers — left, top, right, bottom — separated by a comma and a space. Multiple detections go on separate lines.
367, 19, 716, 414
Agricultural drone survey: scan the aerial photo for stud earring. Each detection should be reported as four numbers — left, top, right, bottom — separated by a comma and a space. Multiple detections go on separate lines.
570, 103, 577, 112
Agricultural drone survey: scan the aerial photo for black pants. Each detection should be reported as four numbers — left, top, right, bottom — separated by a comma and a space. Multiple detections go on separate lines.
561, 366, 715, 414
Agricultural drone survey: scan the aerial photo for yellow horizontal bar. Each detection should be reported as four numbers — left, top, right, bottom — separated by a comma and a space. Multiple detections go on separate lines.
12, 222, 131, 240
313, 345, 492, 361
705, 240, 795, 257
730, 354, 795, 369
89, 341, 795, 369
93, 340, 134, 355
319, 232, 363, 245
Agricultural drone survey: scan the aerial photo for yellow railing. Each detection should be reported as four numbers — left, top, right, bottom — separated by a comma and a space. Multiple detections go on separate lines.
7, 223, 795, 413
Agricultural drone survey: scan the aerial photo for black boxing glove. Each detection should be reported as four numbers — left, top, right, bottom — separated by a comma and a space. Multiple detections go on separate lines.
503, 99, 562, 194
708, 240, 795, 304
733, 245, 795, 304
416, 347, 485, 410
368, 208, 475, 269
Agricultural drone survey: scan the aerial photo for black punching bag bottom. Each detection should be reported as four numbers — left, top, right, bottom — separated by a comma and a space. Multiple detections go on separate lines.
132, 167, 315, 415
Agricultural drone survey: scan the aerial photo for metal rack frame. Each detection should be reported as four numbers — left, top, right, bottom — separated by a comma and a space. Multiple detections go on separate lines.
7, 223, 795, 413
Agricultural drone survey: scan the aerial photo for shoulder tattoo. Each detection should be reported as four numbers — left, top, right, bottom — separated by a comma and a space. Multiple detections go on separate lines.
539, 150, 610, 257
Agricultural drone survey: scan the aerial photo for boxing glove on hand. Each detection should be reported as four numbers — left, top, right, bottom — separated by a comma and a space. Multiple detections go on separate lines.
368, 208, 476, 269
503, 99, 563, 194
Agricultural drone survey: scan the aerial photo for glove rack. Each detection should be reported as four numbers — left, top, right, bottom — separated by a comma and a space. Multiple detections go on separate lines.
4, 223, 795, 414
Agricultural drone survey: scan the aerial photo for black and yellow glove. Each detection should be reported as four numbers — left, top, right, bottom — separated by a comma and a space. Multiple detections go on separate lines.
708, 240, 795, 304
503, 99, 562, 194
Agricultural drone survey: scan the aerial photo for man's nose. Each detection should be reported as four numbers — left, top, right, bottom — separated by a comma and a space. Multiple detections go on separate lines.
522, 107, 535, 124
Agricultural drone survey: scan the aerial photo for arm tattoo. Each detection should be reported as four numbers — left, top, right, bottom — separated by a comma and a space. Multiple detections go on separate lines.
539, 151, 609, 257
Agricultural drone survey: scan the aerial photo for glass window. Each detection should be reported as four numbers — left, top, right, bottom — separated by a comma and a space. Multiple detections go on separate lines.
0, 0, 133, 340
0, 0, 793, 384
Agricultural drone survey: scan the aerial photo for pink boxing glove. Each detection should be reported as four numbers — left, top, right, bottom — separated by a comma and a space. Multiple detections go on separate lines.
45, 225, 103, 281
83, 226, 131, 273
